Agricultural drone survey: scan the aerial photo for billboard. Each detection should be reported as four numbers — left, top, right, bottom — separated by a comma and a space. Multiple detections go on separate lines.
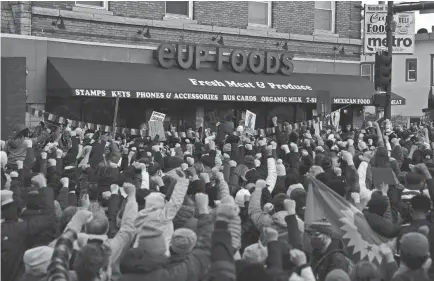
364, 5, 415, 54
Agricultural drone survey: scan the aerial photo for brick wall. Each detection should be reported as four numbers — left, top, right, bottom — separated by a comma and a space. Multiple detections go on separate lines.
194, 1, 248, 28
3, 1, 362, 61
110, 1, 165, 20
272, 1, 315, 35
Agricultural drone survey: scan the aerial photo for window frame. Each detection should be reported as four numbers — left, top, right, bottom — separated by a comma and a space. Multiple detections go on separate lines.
75, 1, 108, 10
361, 63, 374, 82
314, 1, 336, 33
164, 1, 194, 20
247, 1, 272, 28
405, 58, 417, 82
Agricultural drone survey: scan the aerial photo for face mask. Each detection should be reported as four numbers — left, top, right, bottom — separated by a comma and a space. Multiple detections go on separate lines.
310, 236, 326, 250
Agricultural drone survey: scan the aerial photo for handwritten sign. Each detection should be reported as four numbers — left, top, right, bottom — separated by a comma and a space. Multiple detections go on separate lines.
245, 110, 256, 135
148, 121, 166, 141
150, 111, 166, 122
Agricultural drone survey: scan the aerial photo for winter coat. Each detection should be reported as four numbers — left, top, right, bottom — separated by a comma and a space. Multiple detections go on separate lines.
120, 214, 214, 281
1, 187, 55, 281
134, 177, 189, 256
310, 238, 351, 281
5, 138, 27, 166
363, 209, 401, 238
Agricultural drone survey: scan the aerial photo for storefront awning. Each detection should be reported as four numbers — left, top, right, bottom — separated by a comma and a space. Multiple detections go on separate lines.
47, 57, 406, 105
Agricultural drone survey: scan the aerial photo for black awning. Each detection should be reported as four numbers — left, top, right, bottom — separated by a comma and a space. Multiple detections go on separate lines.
47, 57, 406, 105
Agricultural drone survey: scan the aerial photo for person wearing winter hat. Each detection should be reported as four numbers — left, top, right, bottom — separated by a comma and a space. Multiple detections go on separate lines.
121, 193, 214, 281
241, 242, 268, 264
169, 228, 197, 257
397, 194, 434, 258
350, 261, 381, 281
2, 174, 56, 281
134, 170, 189, 256
307, 218, 351, 281
393, 232, 432, 281
21, 246, 54, 280
364, 191, 401, 238
325, 269, 350, 281
235, 188, 250, 208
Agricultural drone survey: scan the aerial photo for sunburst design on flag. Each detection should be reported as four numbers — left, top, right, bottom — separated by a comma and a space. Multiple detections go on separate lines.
339, 208, 386, 264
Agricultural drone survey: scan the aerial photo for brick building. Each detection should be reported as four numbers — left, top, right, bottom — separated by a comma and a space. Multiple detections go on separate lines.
1, 1, 406, 134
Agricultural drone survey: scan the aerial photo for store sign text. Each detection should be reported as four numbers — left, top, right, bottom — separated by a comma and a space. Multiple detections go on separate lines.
155, 43, 294, 76
72, 89, 404, 105
188, 78, 312, 91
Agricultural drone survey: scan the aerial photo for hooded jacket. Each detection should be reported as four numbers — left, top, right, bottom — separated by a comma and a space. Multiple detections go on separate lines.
134, 176, 189, 256
120, 213, 214, 281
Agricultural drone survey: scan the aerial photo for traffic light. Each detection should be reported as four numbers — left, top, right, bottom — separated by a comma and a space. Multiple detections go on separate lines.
374, 51, 392, 90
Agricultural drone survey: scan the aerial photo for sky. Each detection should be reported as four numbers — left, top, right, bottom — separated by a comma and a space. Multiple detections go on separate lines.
363, 0, 434, 31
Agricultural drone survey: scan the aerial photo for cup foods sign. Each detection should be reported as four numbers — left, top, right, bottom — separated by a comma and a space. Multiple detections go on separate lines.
364, 5, 415, 54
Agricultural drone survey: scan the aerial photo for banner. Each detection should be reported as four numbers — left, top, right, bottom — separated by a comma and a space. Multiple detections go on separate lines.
364, 4, 415, 54
305, 176, 391, 266
149, 111, 166, 122
245, 110, 256, 135
148, 121, 166, 141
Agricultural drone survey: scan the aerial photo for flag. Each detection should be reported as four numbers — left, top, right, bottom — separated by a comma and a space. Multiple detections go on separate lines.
305, 176, 391, 266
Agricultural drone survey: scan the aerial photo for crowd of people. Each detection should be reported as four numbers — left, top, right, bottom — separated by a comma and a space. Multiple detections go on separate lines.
1, 116, 433, 281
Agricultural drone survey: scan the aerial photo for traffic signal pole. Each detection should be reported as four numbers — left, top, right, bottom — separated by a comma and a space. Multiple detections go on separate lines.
384, 1, 393, 120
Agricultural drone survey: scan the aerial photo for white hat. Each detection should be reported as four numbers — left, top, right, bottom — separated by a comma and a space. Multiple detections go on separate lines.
23, 246, 54, 274
235, 189, 250, 207
1, 190, 13, 206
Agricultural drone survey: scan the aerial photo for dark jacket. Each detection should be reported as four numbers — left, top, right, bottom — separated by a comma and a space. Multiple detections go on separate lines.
206, 221, 236, 281
310, 238, 350, 281
1, 187, 55, 281
120, 213, 214, 281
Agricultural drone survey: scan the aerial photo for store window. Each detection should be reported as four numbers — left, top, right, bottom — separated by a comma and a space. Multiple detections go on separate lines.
361, 63, 374, 82
75, 1, 108, 9
248, 1, 272, 27
314, 1, 335, 32
165, 1, 193, 20
406, 58, 417, 82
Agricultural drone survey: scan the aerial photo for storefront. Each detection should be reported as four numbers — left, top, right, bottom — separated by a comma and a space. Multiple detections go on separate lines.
2, 35, 406, 132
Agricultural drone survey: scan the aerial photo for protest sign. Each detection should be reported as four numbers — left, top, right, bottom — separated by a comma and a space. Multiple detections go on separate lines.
245, 110, 256, 135
148, 121, 166, 141
150, 111, 166, 122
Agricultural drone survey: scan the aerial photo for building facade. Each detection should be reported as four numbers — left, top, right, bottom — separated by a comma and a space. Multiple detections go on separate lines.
2, 1, 402, 135
361, 28, 434, 118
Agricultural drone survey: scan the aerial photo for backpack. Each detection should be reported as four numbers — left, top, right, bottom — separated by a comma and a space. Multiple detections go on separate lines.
315, 249, 355, 277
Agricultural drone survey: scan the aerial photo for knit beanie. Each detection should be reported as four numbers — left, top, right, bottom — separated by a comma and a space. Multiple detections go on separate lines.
242, 243, 268, 264
276, 159, 286, 176
400, 232, 429, 258
170, 228, 197, 255
23, 246, 54, 275
325, 269, 350, 281
307, 218, 333, 236
235, 188, 250, 207
244, 155, 255, 169
136, 225, 167, 256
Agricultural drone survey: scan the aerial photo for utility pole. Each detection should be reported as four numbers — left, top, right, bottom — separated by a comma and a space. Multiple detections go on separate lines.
384, 1, 394, 120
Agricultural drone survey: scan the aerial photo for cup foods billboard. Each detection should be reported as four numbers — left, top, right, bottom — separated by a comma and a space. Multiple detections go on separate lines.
364, 5, 415, 54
